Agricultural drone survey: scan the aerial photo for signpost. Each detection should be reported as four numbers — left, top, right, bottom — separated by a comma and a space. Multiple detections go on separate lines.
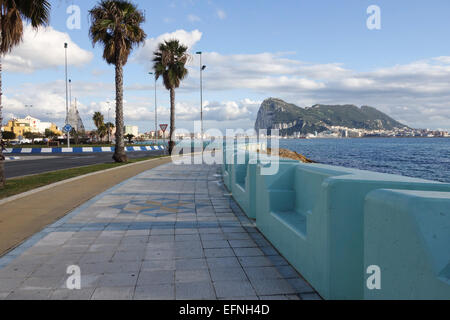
63, 124, 73, 148
160, 124, 168, 154
63, 124, 73, 133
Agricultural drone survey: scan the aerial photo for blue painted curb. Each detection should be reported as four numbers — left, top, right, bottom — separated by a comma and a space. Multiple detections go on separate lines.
4, 145, 165, 154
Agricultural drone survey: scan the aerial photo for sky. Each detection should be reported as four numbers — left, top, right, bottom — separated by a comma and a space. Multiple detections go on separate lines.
3, 0, 450, 133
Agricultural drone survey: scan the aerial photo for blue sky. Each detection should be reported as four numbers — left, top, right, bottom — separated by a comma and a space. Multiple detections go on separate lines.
3, 0, 450, 132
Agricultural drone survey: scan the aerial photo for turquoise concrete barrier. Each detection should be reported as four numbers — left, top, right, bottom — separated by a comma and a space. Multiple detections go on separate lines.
364, 189, 450, 300
251, 161, 450, 300
229, 151, 298, 219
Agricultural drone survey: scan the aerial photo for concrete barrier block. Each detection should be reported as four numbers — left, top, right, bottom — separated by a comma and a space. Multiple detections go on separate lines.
364, 189, 450, 300
254, 161, 450, 300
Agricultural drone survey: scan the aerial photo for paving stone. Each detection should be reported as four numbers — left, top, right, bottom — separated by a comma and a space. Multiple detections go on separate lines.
238, 256, 273, 267
137, 270, 174, 286
202, 240, 230, 249
224, 233, 251, 240
229, 240, 257, 248
141, 259, 175, 271
207, 257, 241, 269
204, 248, 235, 258
245, 267, 283, 280
50, 288, 95, 300
6, 289, 52, 300
19, 277, 65, 290
218, 296, 259, 300
175, 258, 208, 271
175, 269, 211, 283
175, 234, 200, 242
233, 247, 264, 257
134, 284, 175, 300
91, 287, 134, 300
98, 273, 138, 287
0, 278, 24, 292
250, 278, 297, 295
214, 280, 256, 298
175, 282, 216, 300
112, 250, 145, 262
209, 267, 248, 282
200, 233, 226, 241
0, 292, 10, 300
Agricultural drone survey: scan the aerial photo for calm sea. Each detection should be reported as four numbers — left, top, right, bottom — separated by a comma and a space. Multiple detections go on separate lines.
279, 138, 450, 183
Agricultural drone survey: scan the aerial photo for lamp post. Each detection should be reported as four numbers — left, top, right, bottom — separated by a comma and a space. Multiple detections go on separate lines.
69, 79, 72, 110
149, 72, 157, 143
64, 42, 70, 147
195, 52, 206, 151
107, 101, 111, 144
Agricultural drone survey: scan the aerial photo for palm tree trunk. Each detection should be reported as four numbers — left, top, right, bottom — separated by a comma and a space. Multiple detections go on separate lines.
169, 87, 176, 155
113, 60, 127, 163
0, 57, 5, 188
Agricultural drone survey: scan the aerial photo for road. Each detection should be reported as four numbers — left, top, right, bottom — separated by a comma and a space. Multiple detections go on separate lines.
4, 150, 165, 179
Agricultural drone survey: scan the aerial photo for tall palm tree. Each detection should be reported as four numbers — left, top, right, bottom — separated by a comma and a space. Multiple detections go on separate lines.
89, 0, 146, 162
153, 40, 189, 155
0, 0, 51, 188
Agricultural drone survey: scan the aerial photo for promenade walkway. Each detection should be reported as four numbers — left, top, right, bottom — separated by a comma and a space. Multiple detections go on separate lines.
0, 160, 320, 300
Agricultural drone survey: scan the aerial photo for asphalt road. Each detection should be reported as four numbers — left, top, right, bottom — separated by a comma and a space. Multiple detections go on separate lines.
4, 150, 165, 179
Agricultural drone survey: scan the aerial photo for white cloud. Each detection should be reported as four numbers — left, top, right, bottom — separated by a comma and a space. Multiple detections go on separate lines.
134, 29, 202, 64
216, 9, 226, 20
3, 25, 93, 73
187, 14, 201, 23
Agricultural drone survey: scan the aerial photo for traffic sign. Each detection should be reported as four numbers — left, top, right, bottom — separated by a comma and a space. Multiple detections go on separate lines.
160, 124, 168, 133
63, 124, 73, 133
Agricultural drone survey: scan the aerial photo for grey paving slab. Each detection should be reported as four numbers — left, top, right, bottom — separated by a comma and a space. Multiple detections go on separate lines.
214, 280, 256, 298
210, 267, 248, 282
91, 287, 134, 300
0, 160, 320, 300
175, 281, 216, 300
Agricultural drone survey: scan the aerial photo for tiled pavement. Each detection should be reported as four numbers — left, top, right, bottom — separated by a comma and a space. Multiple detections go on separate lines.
0, 161, 321, 300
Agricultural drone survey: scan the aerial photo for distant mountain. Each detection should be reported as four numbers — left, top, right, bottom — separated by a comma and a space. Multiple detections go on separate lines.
254, 98, 407, 135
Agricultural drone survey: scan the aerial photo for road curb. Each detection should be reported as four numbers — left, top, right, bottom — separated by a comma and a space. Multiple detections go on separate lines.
0, 156, 172, 206
4, 145, 166, 154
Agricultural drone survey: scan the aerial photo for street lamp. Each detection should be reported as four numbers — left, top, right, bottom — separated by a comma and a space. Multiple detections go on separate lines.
69, 79, 72, 110
64, 42, 70, 147
196, 51, 206, 147
107, 101, 111, 144
149, 72, 157, 142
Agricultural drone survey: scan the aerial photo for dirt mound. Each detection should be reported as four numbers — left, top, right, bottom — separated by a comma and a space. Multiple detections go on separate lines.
259, 148, 316, 163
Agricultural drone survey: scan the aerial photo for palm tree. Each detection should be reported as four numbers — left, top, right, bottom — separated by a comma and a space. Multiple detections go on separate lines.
92, 111, 104, 142
89, 0, 146, 162
0, 0, 51, 188
153, 40, 189, 155
105, 121, 115, 143
98, 125, 108, 141
92, 112, 104, 129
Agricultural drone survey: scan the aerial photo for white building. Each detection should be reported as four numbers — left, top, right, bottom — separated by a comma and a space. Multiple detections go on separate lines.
125, 125, 139, 137
21, 116, 55, 134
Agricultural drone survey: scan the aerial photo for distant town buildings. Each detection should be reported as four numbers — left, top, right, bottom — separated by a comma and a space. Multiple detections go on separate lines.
289, 126, 450, 139
1, 116, 62, 139
125, 125, 139, 137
